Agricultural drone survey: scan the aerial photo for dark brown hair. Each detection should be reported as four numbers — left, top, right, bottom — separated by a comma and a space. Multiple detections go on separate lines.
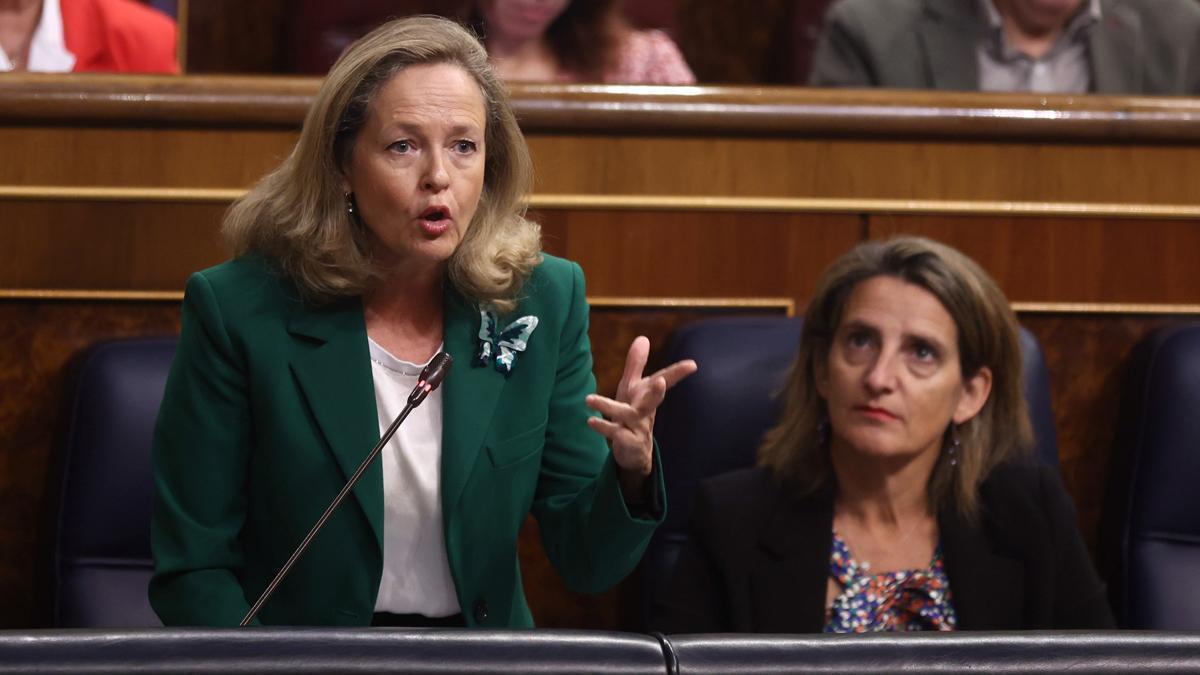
758, 237, 1033, 520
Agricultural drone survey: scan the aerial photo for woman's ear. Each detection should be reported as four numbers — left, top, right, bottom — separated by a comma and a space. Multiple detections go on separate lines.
953, 365, 992, 424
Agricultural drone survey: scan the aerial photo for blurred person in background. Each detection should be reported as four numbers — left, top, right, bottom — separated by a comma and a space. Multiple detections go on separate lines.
470, 0, 696, 84
809, 0, 1200, 94
0, 0, 178, 73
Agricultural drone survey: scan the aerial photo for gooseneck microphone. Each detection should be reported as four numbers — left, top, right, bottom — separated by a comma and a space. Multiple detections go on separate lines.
240, 352, 453, 626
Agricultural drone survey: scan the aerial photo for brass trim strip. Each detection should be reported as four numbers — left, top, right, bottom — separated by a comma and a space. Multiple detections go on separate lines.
1012, 302, 1200, 315
0, 186, 242, 202
0, 289, 184, 301
589, 296, 795, 316
529, 195, 1200, 219
2, 186, 1199, 218
0, 290, 795, 315
3, 292, 1198, 316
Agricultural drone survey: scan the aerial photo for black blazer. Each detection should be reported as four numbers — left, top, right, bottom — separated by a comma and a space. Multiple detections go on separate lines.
654, 463, 1115, 633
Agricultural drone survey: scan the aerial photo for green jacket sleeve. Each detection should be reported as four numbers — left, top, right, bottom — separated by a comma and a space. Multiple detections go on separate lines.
531, 261, 667, 594
149, 271, 259, 626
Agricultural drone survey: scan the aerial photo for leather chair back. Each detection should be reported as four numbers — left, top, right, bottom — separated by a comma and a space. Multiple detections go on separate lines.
52, 338, 176, 627
1104, 324, 1200, 629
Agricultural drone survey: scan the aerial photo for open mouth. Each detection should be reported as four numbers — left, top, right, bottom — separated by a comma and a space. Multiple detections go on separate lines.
421, 206, 450, 221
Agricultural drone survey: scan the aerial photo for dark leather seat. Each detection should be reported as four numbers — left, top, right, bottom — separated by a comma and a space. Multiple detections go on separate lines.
1103, 324, 1200, 629
643, 316, 1060, 626
51, 338, 176, 627
0, 628, 668, 674
1, 628, 1198, 673
663, 631, 1200, 673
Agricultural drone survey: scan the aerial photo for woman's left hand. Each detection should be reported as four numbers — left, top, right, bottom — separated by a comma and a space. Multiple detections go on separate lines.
586, 336, 698, 497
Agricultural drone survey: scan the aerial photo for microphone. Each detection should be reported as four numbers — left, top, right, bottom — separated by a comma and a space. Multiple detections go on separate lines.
240, 352, 453, 626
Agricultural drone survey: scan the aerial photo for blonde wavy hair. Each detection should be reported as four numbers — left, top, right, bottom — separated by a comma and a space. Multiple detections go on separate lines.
223, 16, 540, 311
758, 237, 1033, 520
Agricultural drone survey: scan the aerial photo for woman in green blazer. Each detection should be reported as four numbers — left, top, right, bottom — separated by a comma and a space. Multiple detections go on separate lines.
149, 16, 695, 628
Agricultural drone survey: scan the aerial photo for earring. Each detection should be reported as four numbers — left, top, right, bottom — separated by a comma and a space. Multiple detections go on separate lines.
816, 415, 830, 448
947, 423, 961, 467
345, 192, 356, 218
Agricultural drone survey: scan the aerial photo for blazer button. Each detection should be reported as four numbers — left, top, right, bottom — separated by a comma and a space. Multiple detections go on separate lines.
473, 599, 489, 624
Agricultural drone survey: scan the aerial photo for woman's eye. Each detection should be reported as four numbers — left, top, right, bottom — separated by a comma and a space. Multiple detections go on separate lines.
389, 140, 411, 153
453, 140, 477, 154
912, 343, 937, 361
847, 332, 872, 349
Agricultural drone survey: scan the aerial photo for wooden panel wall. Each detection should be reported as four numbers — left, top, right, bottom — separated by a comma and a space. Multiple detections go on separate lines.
2, 78, 1199, 629
872, 215, 1200, 304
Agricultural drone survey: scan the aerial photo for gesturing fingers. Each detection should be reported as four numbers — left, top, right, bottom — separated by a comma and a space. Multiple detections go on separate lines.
589, 337, 700, 479
616, 336, 650, 403
646, 358, 699, 390
586, 393, 648, 429
627, 375, 668, 417
585, 415, 640, 445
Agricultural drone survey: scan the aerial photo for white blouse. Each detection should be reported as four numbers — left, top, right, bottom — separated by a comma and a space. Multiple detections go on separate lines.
367, 338, 460, 617
0, 0, 75, 73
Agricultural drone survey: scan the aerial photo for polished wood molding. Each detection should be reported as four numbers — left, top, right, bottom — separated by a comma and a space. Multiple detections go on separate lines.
0, 290, 184, 301
5, 186, 1200, 220
0, 290, 796, 315
0, 186, 242, 202
589, 296, 795, 316
1013, 302, 1200, 315
511, 85, 1200, 139
3, 75, 1200, 140
0, 74, 317, 127
531, 195, 1200, 219
11, 290, 1200, 318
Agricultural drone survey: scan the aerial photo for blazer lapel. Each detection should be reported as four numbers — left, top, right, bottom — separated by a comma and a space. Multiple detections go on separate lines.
58, 0, 101, 71
1090, 2, 1142, 94
440, 287, 506, 515
919, 0, 983, 90
939, 505, 1025, 629
750, 488, 834, 633
287, 297, 383, 548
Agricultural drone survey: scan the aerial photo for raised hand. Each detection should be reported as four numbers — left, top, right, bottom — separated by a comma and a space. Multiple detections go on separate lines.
586, 336, 697, 496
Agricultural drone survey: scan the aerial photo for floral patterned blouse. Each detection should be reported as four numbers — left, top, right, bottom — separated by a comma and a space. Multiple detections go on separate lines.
824, 531, 958, 632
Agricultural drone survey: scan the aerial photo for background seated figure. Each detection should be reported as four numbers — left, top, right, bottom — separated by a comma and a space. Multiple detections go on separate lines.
470, 0, 696, 84
0, 0, 178, 73
808, 0, 1200, 94
655, 236, 1115, 633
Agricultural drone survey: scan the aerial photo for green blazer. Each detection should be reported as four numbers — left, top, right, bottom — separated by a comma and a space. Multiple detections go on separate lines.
808, 0, 1200, 95
149, 253, 664, 627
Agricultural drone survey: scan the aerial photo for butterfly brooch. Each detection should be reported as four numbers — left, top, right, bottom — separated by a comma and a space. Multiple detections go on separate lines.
474, 309, 539, 377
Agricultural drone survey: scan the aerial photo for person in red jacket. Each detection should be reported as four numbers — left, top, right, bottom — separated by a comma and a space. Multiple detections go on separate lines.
0, 0, 178, 73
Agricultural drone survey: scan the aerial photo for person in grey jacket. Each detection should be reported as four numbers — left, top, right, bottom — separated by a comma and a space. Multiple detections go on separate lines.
809, 0, 1200, 95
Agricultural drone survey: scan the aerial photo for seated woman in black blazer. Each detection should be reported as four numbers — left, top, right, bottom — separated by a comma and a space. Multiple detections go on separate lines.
656, 237, 1115, 632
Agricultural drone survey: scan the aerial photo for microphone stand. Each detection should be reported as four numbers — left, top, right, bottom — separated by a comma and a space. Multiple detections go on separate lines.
240, 352, 452, 626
